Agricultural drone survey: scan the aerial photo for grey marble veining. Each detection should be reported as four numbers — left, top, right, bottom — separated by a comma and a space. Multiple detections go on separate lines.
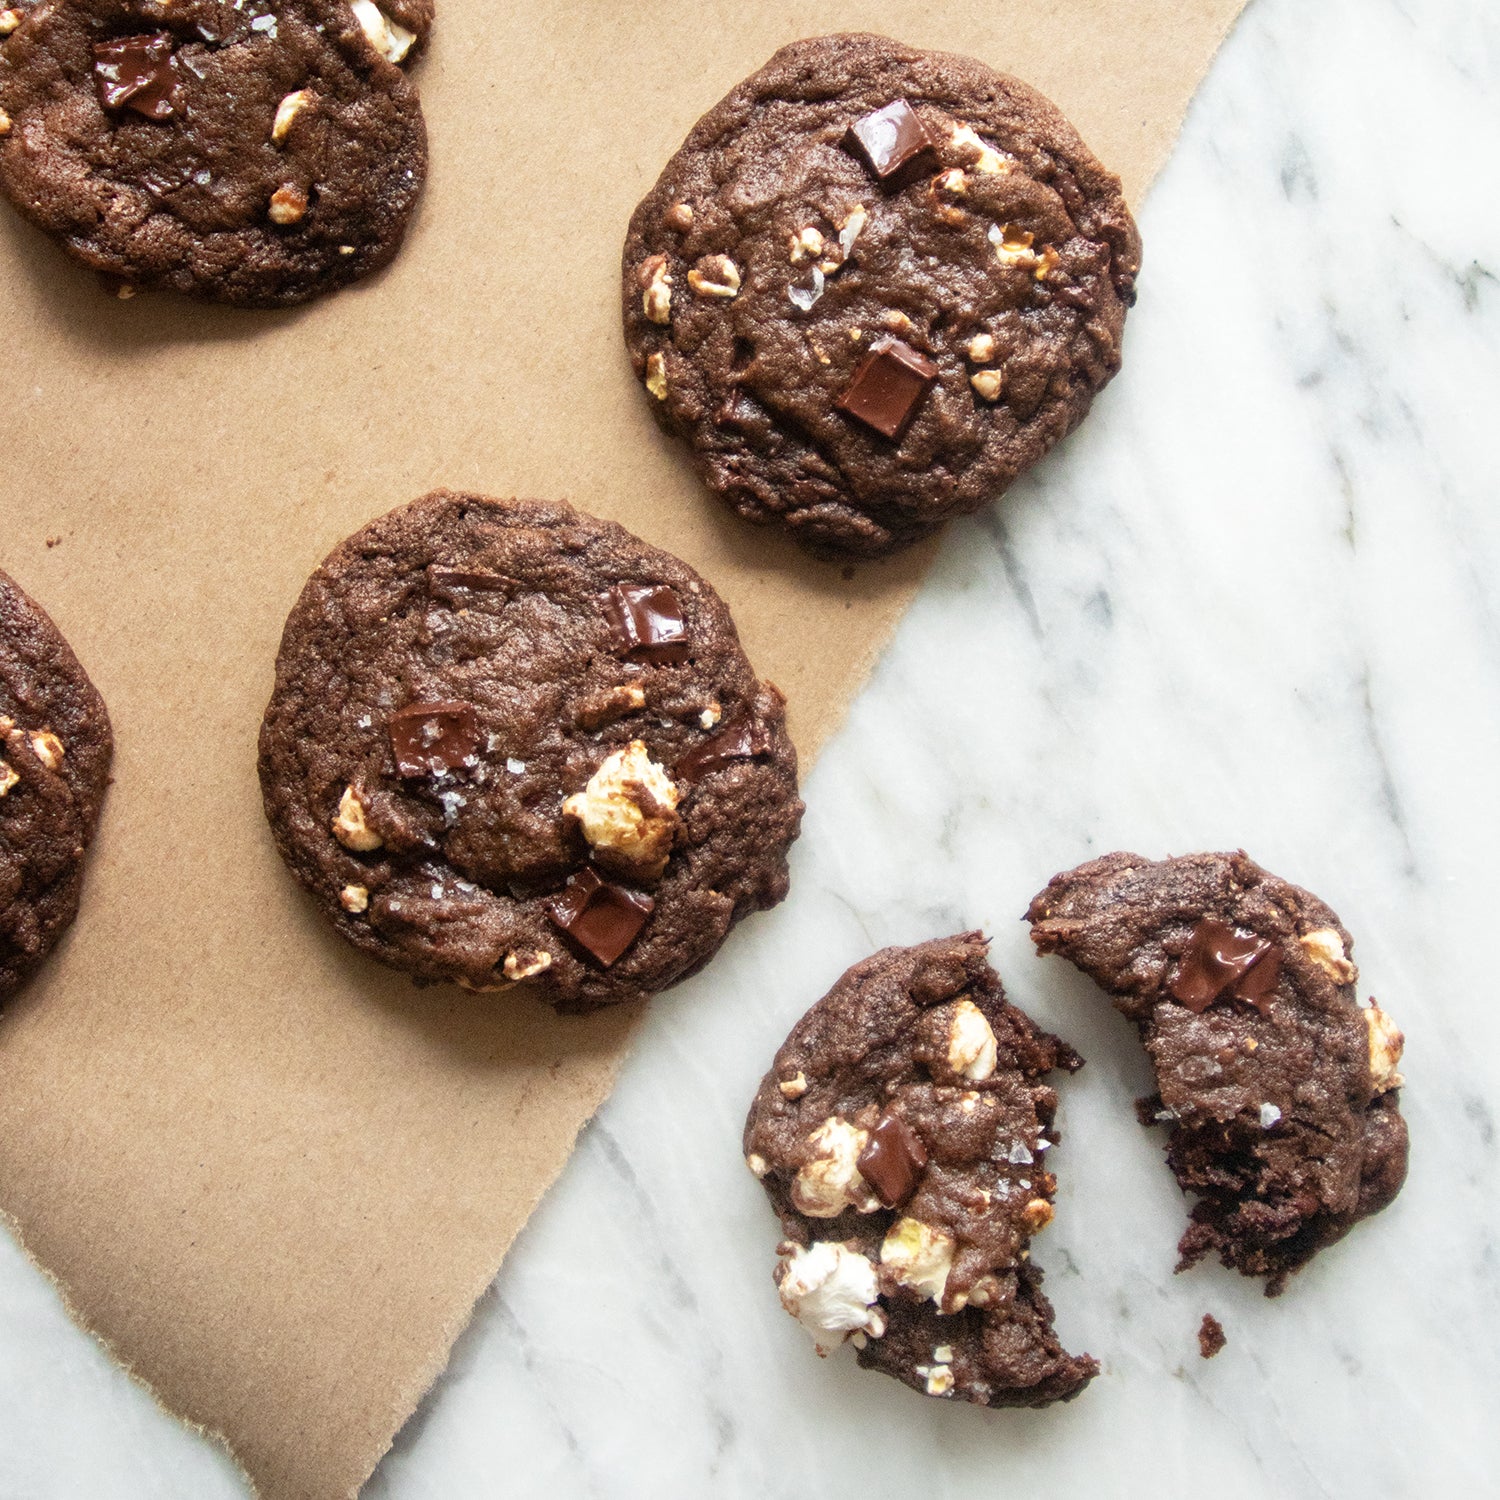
2, 0, 1497, 1493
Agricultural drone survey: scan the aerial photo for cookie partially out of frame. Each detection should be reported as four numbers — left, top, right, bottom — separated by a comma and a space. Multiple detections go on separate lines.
257, 491, 803, 1010
0, 0, 431, 306
744, 933, 1096, 1406
0, 566, 113, 999
1028, 851, 1408, 1294
623, 32, 1140, 559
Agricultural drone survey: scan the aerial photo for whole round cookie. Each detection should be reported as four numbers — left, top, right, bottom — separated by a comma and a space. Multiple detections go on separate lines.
258, 491, 803, 1010
1028, 851, 1409, 1294
0, 567, 113, 999
744, 933, 1097, 1406
0, 0, 431, 307
623, 32, 1141, 558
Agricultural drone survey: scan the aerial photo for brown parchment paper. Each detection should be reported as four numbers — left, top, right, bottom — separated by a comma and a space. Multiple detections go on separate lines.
1, 3, 1248, 1495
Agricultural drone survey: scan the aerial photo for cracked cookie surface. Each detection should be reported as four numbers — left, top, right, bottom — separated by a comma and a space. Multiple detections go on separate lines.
744, 932, 1096, 1406
1028, 850, 1408, 1294
0, 567, 113, 999
0, 0, 430, 306
623, 32, 1140, 559
258, 491, 802, 1010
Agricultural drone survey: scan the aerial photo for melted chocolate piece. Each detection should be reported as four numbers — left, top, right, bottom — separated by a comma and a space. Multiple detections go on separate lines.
845, 99, 937, 185
1169, 919, 1282, 1016
427, 565, 516, 605
857, 1112, 928, 1208
93, 35, 180, 121
545, 866, 654, 966
602, 584, 690, 664
387, 700, 481, 777
675, 713, 772, 782
835, 337, 939, 441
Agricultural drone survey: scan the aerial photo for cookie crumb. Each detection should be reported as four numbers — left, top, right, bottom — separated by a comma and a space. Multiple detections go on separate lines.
45, 536, 62, 549
1198, 1314, 1227, 1359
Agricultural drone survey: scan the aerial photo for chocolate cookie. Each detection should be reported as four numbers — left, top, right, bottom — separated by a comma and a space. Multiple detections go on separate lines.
743, 933, 1096, 1406
623, 32, 1141, 559
0, 567, 113, 999
258, 491, 802, 1010
0, 0, 430, 306
1028, 851, 1409, 1294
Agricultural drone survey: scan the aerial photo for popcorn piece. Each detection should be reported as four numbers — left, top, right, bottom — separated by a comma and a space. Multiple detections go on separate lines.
562, 740, 680, 879
989, 223, 1037, 269
0, 761, 17, 797
1300, 927, 1357, 985
350, 0, 417, 64
777, 1241, 885, 1354
269, 186, 308, 226
340, 884, 370, 914
29, 730, 64, 771
789, 227, 825, 263
272, 89, 315, 144
641, 256, 673, 324
930, 168, 968, 225
792, 1117, 882, 1218
967, 332, 996, 364
947, 998, 998, 1080
0, 109, 10, 138
779, 1071, 808, 1099
970, 369, 1003, 403
745, 1152, 770, 1179
665, 202, 694, 231
1022, 1198, 1054, 1233
880, 1217, 956, 1305
1364, 1001, 1405, 1093
503, 948, 552, 982
645, 352, 668, 401
576, 683, 647, 730
687, 255, 741, 298
332, 785, 383, 851
0, 11, 21, 37
919, 1362, 955, 1396
950, 123, 1011, 174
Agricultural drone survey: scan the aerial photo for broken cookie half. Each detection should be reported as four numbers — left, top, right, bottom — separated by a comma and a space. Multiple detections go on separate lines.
743, 932, 1096, 1406
1027, 850, 1408, 1295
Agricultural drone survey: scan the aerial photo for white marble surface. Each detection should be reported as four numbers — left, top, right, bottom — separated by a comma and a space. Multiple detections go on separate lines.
3, 0, 1498, 1493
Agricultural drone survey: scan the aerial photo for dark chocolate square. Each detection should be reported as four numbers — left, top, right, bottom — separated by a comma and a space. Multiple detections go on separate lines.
835, 337, 939, 440
845, 99, 937, 185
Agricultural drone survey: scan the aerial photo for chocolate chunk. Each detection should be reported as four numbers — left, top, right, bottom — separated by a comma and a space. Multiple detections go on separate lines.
856, 1112, 927, 1208
427, 565, 515, 605
835, 337, 939, 441
92, 34, 180, 121
387, 700, 480, 777
845, 99, 936, 184
545, 866, 654, 966
602, 584, 690, 665
1169, 919, 1282, 1015
675, 712, 772, 781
